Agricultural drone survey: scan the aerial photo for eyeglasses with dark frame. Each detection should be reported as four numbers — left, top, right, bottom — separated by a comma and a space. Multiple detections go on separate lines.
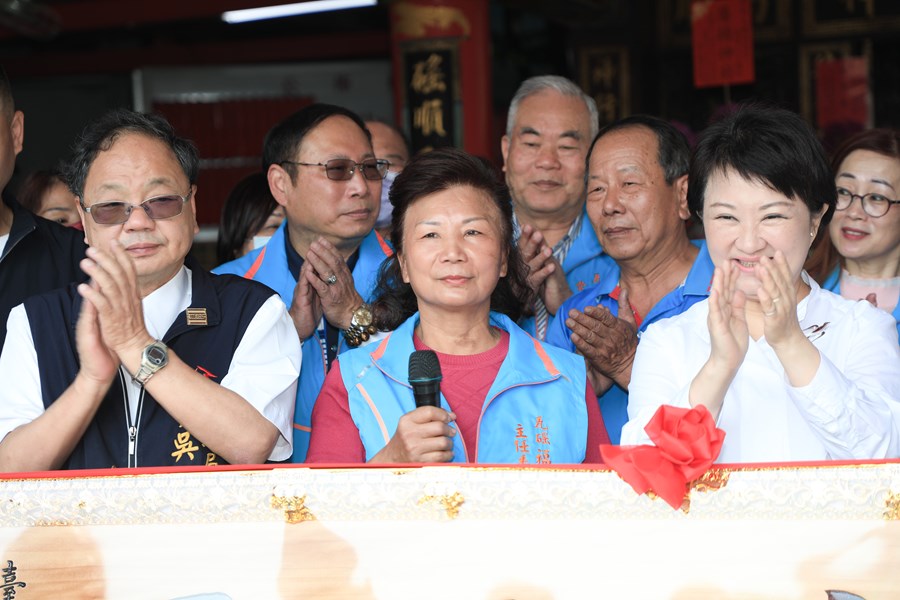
279, 158, 389, 181
80, 189, 193, 225
835, 186, 900, 218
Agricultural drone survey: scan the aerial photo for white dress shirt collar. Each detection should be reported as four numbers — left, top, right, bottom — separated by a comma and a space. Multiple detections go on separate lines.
142, 266, 192, 341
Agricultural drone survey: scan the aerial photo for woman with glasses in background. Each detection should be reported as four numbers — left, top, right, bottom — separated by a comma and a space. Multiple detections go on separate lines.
807, 128, 900, 337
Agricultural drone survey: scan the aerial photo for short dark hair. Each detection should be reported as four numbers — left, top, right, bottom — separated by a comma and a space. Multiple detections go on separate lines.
0, 65, 13, 119
372, 147, 529, 330
687, 104, 836, 224
216, 171, 280, 265
62, 108, 199, 199
262, 103, 371, 182
17, 170, 64, 214
587, 115, 691, 186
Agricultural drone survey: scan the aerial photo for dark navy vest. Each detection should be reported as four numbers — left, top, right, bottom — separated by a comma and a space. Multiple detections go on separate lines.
24, 264, 276, 470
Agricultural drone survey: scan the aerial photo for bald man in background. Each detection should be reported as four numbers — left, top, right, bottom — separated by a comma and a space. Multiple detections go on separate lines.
365, 119, 410, 241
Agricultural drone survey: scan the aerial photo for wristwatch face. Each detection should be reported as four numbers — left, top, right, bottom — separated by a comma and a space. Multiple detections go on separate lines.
147, 345, 167, 366
353, 305, 373, 327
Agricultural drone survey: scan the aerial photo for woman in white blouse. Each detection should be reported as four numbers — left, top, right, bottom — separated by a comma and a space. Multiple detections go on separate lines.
621, 105, 900, 463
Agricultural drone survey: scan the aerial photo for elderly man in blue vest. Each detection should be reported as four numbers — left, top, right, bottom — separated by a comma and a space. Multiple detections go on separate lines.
214, 104, 392, 462
0, 109, 300, 471
501, 75, 617, 340
546, 115, 714, 444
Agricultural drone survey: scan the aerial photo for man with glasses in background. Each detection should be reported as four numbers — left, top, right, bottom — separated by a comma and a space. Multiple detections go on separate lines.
215, 103, 392, 462
0, 109, 301, 471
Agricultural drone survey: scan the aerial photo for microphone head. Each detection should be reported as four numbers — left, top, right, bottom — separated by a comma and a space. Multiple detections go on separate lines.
408, 350, 442, 383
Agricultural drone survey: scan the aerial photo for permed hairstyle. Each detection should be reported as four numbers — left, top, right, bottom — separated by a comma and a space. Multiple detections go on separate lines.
687, 104, 836, 225
62, 108, 199, 199
586, 114, 691, 186
262, 103, 371, 182
506, 75, 600, 140
372, 147, 529, 330
806, 127, 900, 283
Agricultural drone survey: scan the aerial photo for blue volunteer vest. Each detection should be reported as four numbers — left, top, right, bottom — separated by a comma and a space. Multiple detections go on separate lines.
338, 312, 588, 464
213, 222, 392, 461
24, 264, 274, 470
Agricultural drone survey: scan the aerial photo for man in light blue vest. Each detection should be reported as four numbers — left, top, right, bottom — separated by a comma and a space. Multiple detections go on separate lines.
214, 104, 392, 462
501, 75, 616, 340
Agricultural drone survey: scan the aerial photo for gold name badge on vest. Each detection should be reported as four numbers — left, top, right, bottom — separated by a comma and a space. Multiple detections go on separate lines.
186, 308, 208, 326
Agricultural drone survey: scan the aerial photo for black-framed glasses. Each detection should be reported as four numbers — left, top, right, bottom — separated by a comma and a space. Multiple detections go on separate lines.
81, 190, 193, 225
835, 186, 900, 218
280, 158, 389, 181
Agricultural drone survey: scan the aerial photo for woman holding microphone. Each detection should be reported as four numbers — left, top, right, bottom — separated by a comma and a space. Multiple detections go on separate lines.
307, 148, 608, 464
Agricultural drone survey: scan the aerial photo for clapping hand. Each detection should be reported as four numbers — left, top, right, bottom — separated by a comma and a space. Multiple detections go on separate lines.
755, 251, 803, 349
76, 241, 153, 378
565, 289, 639, 391
302, 238, 364, 330
706, 263, 749, 374
755, 251, 820, 385
289, 261, 325, 340
518, 224, 572, 316
74, 282, 119, 386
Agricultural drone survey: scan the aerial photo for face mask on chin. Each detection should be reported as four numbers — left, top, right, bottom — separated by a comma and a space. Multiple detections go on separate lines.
375, 170, 399, 229
252, 235, 272, 250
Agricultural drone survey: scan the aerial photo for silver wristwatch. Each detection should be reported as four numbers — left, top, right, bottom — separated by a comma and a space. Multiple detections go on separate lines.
133, 341, 169, 386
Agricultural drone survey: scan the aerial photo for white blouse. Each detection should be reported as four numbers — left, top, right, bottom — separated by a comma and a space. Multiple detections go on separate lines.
622, 276, 900, 463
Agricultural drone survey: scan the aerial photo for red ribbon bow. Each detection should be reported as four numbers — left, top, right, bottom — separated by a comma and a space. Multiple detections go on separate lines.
600, 405, 725, 509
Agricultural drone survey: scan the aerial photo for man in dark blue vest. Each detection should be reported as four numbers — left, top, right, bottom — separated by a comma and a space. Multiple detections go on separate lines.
0, 65, 87, 353
0, 109, 300, 471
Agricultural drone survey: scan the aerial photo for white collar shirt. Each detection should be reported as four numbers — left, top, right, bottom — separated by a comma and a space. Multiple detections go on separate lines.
622, 274, 900, 463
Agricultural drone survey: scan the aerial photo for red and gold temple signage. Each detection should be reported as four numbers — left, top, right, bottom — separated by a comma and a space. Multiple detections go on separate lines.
389, 0, 491, 158
402, 43, 460, 153
691, 0, 755, 88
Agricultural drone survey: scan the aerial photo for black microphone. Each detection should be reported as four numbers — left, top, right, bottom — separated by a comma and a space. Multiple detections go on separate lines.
408, 350, 442, 408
